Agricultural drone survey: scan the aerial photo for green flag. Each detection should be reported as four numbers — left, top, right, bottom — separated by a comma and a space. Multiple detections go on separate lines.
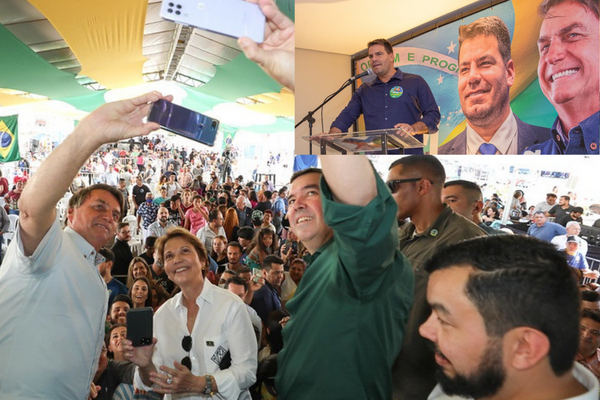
0, 115, 20, 162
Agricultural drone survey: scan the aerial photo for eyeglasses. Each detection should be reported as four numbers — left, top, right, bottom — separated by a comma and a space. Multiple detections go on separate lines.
181, 335, 192, 370
385, 178, 432, 194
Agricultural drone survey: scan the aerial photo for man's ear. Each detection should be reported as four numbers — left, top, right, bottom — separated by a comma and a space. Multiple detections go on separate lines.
504, 327, 550, 371
67, 207, 75, 223
473, 200, 484, 216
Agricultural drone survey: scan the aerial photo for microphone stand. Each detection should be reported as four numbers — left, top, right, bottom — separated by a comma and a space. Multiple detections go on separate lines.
296, 79, 354, 155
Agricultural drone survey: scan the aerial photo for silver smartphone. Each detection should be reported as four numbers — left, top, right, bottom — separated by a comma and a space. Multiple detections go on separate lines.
160, 0, 266, 43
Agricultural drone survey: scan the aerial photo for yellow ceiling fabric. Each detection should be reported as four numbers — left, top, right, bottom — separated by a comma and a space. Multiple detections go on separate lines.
28, 0, 148, 89
245, 91, 294, 118
509, 0, 544, 102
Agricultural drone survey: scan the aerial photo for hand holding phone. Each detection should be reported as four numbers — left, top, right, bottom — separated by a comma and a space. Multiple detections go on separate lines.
147, 99, 219, 147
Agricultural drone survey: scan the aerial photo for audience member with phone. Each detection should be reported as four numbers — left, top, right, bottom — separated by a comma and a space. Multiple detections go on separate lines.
123, 227, 257, 399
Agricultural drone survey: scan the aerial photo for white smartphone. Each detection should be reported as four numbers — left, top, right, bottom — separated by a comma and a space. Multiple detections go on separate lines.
160, 0, 266, 44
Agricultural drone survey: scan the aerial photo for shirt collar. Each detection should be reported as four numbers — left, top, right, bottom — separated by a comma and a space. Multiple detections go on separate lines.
64, 226, 105, 266
372, 67, 403, 85
306, 238, 334, 267
466, 110, 518, 155
174, 279, 214, 310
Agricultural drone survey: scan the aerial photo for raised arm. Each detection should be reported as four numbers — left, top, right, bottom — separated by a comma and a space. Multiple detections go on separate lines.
319, 155, 377, 206
18, 92, 171, 255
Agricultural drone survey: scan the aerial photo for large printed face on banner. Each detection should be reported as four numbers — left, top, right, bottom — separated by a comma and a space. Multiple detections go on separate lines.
537, 1, 600, 113
458, 34, 515, 130
353, 0, 599, 153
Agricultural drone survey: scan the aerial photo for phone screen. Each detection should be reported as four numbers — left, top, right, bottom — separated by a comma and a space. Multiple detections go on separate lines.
148, 99, 219, 147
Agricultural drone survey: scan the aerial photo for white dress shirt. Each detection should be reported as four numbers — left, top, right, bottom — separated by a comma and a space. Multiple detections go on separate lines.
466, 110, 518, 155
134, 280, 257, 399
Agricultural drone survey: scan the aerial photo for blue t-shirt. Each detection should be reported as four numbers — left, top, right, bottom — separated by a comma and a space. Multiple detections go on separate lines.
527, 222, 567, 242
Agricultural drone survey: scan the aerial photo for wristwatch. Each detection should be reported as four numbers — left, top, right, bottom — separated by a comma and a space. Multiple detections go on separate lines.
203, 375, 214, 395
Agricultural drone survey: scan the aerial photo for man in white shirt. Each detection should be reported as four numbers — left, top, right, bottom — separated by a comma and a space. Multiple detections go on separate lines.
0, 91, 170, 399
439, 16, 549, 155
552, 221, 589, 256
196, 209, 226, 254
420, 235, 598, 400
533, 193, 558, 214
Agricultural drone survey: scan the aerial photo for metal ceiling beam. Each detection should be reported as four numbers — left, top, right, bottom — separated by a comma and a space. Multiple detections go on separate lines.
163, 24, 194, 81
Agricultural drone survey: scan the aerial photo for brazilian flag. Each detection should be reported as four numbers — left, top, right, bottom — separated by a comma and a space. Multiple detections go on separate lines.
221, 126, 237, 151
0, 115, 20, 162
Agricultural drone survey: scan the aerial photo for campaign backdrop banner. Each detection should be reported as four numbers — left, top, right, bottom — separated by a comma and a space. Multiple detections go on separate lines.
353, 0, 561, 150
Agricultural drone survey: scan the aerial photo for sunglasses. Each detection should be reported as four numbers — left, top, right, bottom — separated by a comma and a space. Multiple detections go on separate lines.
385, 178, 433, 194
181, 335, 192, 370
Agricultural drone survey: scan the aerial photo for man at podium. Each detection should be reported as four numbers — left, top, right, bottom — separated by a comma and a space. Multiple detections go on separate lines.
328, 38, 441, 154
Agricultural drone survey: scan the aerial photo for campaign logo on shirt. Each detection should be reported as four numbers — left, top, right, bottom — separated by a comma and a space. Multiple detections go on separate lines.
390, 86, 403, 98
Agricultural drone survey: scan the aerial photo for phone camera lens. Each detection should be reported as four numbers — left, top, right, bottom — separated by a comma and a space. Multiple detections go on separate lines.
176, 4, 182, 8
211, 121, 217, 128
167, 8, 173, 13
175, 10, 181, 15
168, 2, 174, 6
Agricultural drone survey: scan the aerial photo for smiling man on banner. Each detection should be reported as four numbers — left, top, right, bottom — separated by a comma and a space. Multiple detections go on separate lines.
524, 0, 599, 155
439, 16, 550, 155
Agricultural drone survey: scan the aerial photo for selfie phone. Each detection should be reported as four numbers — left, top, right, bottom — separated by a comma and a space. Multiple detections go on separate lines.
127, 307, 154, 347
147, 99, 219, 147
160, 0, 265, 44
252, 268, 263, 284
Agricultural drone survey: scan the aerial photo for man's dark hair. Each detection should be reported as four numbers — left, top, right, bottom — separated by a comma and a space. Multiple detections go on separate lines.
227, 241, 243, 252
367, 38, 394, 54
581, 290, 600, 303
582, 309, 600, 324
443, 180, 483, 202
224, 275, 248, 292
424, 235, 580, 376
170, 194, 181, 202
110, 294, 133, 310
264, 190, 273, 200
145, 236, 157, 247
458, 16, 512, 64
278, 187, 287, 196
69, 183, 124, 221
99, 247, 115, 263
572, 207, 584, 214
263, 254, 284, 271
561, 195, 571, 202
208, 209, 221, 222
117, 222, 129, 231
539, 0, 599, 19
547, 193, 558, 199
237, 227, 255, 241
290, 168, 322, 184
389, 155, 446, 185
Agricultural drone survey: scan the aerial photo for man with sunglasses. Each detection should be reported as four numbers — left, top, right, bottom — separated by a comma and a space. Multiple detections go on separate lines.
386, 155, 486, 400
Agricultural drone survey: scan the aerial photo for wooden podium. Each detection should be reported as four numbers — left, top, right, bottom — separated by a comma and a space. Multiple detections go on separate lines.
303, 128, 424, 154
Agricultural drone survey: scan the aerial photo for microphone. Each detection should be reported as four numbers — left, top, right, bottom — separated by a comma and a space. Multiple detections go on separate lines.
349, 68, 373, 82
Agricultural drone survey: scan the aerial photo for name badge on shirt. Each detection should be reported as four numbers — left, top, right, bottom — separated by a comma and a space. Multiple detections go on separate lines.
206, 341, 214, 347
390, 86, 403, 98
